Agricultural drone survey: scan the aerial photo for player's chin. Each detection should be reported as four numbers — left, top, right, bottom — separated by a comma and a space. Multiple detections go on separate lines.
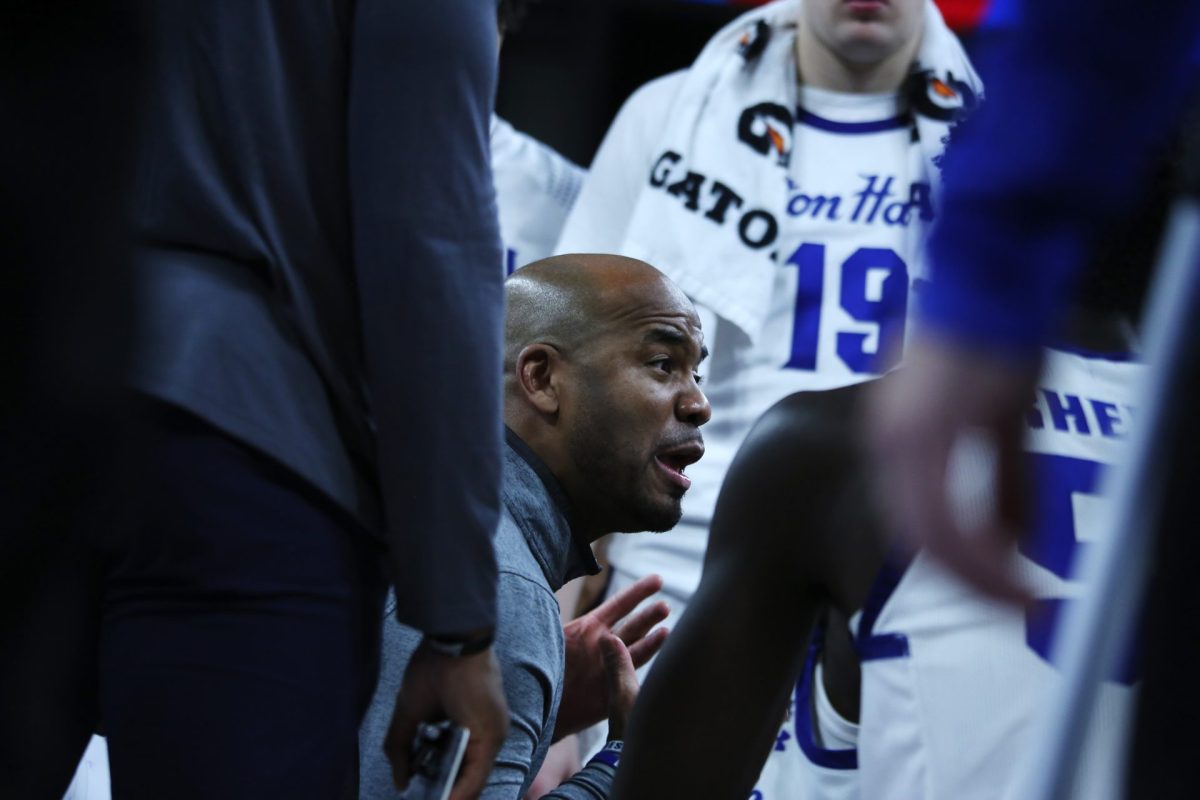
836, 25, 901, 55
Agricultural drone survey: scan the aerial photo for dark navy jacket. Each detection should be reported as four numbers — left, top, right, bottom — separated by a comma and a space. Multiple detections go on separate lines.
131, 0, 504, 635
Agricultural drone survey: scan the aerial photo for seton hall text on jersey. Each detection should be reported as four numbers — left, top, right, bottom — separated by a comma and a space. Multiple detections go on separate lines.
785, 175, 933, 227
1027, 388, 1134, 439
647, 149, 934, 255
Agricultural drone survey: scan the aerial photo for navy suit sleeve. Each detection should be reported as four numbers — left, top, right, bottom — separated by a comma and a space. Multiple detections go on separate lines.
348, 1, 503, 636
921, 0, 1200, 358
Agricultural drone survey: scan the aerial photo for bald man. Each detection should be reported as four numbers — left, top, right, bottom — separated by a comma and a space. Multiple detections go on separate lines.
359, 255, 711, 799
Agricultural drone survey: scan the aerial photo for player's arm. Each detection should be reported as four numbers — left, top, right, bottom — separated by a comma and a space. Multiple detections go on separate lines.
611, 393, 854, 800
347, 3, 506, 796
555, 73, 684, 254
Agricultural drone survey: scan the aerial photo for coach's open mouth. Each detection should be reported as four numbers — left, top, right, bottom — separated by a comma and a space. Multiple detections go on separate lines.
654, 442, 704, 490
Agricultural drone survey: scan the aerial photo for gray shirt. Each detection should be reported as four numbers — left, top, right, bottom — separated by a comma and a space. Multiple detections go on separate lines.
360, 432, 616, 799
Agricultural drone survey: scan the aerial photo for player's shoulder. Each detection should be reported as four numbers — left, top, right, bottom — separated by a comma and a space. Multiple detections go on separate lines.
746, 382, 871, 468
613, 70, 688, 125
716, 382, 873, 533
631, 69, 688, 103
709, 382, 877, 589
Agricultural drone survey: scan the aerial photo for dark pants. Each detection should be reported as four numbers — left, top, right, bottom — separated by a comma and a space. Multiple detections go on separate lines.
97, 404, 386, 799
0, 3, 143, 795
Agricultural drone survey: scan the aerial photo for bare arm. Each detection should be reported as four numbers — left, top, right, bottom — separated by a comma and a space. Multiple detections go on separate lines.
610, 395, 856, 799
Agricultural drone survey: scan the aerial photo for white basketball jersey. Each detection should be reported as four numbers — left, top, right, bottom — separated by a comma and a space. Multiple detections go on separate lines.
568, 77, 931, 793
580, 79, 926, 796
855, 347, 1143, 800
753, 624, 860, 800
606, 83, 929, 605
491, 115, 584, 274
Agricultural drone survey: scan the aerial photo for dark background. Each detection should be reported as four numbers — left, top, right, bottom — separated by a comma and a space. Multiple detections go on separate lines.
496, 1, 747, 168
495, 0, 989, 167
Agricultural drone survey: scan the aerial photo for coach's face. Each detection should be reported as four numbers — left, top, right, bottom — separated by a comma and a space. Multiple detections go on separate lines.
559, 277, 710, 534
803, 0, 924, 66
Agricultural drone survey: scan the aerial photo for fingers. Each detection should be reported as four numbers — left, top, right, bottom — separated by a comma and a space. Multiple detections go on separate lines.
626, 626, 669, 668
384, 690, 422, 791
994, 411, 1030, 538
600, 633, 640, 740
934, 523, 1033, 605
601, 634, 638, 697
613, 599, 669, 645
592, 573, 663, 626
449, 738, 495, 800
870, 338, 1044, 606
878, 405, 1031, 605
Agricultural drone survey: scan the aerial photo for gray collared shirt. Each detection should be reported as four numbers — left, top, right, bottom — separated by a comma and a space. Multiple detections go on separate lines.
360, 433, 615, 799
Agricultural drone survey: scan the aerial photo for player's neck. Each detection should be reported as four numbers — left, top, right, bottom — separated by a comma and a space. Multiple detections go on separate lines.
795, 28, 919, 94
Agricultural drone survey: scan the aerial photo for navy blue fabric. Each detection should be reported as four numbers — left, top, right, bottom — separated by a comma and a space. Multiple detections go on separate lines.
132, 0, 504, 637
98, 405, 386, 799
920, 0, 1200, 357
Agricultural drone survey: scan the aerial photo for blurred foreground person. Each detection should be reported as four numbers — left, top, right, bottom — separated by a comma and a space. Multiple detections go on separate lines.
97, 3, 509, 798
866, 2, 1200, 795
361, 255, 710, 799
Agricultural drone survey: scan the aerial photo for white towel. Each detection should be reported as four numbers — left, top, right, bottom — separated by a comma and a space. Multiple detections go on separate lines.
619, 0, 981, 343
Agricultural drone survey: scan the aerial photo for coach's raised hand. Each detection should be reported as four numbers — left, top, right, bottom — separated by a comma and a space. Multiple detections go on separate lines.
553, 573, 670, 739
384, 640, 509, 800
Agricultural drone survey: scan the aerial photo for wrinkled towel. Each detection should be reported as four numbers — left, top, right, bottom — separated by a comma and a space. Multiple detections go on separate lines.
620, 0, 981, 343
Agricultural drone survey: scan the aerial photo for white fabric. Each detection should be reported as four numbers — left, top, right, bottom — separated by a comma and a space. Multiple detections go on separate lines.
63, 735, 111, 800
814, 661, 860, 752
491, 115, 584, 273
613, 0, 980, 343
612, 84, 926, 603
557, 2, 978, 605
856, 349, 1143, 800
751, 663, 861, 800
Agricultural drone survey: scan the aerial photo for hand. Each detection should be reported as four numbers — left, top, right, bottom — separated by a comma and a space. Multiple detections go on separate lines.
553, 574, 669, 738
600, 634, 639, 741
868, 335, 1039, 604
384, 642, 509, 800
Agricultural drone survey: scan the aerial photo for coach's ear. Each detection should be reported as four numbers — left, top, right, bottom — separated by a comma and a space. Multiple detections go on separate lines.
515, 343, 564, 415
